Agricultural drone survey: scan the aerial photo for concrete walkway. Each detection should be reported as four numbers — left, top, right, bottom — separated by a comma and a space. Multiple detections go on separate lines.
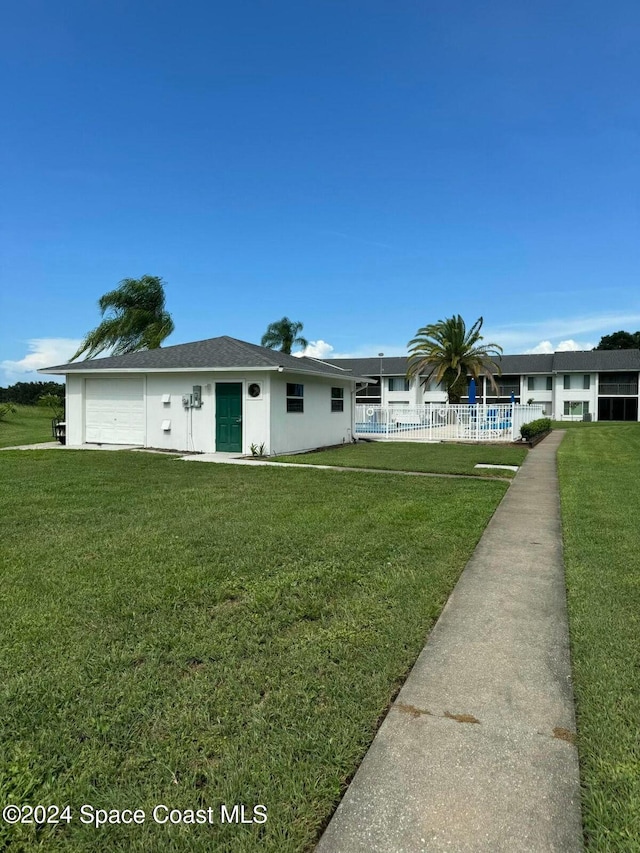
316, 431, 583, 853
1, 443, 512, 482
181, 452, 512, 482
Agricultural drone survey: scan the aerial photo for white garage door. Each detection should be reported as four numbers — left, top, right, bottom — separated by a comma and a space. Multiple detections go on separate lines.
85, 379, 145, 445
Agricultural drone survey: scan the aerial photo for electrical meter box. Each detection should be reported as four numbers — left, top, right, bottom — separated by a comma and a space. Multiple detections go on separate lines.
192, 385, 202, 408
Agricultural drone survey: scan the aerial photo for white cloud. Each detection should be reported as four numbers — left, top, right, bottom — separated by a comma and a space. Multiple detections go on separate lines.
526, 340, 554, 354
297, 339, 336, 359
297, 341, 409, 360
486, 312, 640, 353
1, 338, 81, 384
556, 338, 596, 352
525, 338, 596, 354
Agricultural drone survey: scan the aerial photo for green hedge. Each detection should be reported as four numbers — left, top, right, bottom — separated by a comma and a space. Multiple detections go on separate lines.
520, 418, 552, 440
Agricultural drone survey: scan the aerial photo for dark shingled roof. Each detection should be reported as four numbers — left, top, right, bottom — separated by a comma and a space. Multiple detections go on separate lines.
323, 357, 410, 377
496, 354, 555, 374
325, 350, 640, 376
40, 336, 368, 381
552, 349, 640, 371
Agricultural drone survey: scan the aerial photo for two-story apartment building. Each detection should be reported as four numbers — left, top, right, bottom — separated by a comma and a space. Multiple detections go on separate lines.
324, 349, 640, 422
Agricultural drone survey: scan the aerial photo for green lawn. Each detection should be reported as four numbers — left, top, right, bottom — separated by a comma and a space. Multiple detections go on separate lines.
557, 424, 640, 850
0, 404, 54, 448
272, 440, 528, 478
551, 419, 637, 430
0, 450, 508, 852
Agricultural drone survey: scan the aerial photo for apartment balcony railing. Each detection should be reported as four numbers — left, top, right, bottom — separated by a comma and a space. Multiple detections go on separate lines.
598, 383, 638, 395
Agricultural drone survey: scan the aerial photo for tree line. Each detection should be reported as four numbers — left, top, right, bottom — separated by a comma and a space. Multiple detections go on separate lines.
594, 330, 640, 350
0, 381, 65, 406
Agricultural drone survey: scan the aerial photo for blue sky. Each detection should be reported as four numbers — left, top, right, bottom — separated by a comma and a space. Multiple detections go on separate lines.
2, 0, 639, 383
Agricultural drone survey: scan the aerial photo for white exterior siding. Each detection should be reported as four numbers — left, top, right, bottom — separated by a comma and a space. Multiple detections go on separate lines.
64, 370, 353, 454
552, 373, 597, 420
65, 374, 85, 446
383, 376, 412, 406
143, 372, 271, 453
63, 371, 273, 453
269, 374, 353, 455
523, 375, 552, 415
383, 377, 446, 406
144, 373, 215, 452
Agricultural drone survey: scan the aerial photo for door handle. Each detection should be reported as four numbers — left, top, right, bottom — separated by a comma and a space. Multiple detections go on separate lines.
235, 418, 242, 424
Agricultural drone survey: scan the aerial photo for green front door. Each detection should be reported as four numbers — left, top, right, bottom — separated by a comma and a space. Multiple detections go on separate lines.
215, 383, 243, 452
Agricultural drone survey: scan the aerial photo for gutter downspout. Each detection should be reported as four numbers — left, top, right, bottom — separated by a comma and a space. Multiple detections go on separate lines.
351, 382, 370, 441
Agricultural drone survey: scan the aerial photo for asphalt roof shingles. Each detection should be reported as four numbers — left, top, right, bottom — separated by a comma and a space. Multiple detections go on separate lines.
41, 336, 362, 380
42, 336, 640, 379
326, 351, 640, 376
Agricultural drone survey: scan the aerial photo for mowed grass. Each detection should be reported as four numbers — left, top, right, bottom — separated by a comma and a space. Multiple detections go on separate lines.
0, 451, 507, 852
272, 440, 528, 478
551, 420, 606, 430
557, 424, 640, 850
0, 404, 54, 448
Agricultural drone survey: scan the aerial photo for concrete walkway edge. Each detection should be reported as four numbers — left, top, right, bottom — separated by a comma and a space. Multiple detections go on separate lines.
316, 431, 583, 852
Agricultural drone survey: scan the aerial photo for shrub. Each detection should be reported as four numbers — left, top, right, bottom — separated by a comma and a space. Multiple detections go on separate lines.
520, 418, 552, 441
0, 403, 17, 422
38, 393, 64, 421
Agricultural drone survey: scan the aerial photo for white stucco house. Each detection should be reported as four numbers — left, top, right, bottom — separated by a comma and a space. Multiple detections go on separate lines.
39, 336, 368, 455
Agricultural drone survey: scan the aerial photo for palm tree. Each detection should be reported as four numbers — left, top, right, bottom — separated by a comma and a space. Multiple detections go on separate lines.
406, 315, 503, 403
72, 276, 174, 360
261, 317, 308, 355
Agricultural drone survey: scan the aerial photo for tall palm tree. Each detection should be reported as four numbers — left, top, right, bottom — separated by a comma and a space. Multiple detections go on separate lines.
261, 317, 308, 355
72, 276, 174, 360
406, 315, 503, 403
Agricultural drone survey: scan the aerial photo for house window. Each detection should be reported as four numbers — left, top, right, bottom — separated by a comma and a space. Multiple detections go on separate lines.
583, 374, 590, 390
527, 377, 534, 391
388, 377, 410, 391
547, 376, 553, 391
564, 401, 589, 416
563, 374, 571, 390
331, 387, 344, 412
286, 383, 304, 413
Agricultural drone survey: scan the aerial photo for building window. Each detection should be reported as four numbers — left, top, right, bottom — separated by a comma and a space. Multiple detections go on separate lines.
421, 377, 444, 392
388, 377, 410, 391
528, 375, 554, 391
564, 401, 589, 416
331, 387, 344, 412
564, 374, 590, 390
286, 383, 304, 413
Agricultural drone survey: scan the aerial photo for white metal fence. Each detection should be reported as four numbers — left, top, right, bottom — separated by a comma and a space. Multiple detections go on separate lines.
354, 404, 545, 442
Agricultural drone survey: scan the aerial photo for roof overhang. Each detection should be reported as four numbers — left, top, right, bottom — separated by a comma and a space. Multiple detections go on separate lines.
38, 364, 371, 383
